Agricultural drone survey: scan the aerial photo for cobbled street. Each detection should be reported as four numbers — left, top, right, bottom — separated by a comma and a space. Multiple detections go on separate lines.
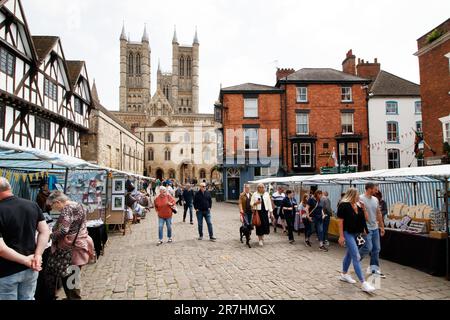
78, 202, 450, 300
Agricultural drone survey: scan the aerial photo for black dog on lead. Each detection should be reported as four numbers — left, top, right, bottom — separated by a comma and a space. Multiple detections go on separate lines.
240, 224, 252, 248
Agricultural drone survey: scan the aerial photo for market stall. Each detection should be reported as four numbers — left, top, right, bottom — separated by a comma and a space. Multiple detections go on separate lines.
250, 165, 450, 279
0, 141, 154, 299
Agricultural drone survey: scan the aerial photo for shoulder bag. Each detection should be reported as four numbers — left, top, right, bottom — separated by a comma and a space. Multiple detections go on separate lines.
46, 223, 82, 280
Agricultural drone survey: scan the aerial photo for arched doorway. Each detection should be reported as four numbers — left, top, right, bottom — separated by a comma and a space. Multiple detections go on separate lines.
156, 169, 164, 181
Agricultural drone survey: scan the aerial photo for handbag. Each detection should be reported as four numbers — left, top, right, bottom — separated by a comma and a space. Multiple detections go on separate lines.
46, 223, 81, 280
252, 210, 261, 227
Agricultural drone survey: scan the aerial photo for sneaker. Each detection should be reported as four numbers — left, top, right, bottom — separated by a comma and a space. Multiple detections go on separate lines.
210, 237, 217, 242
197, 237, 203, 241
324, 240, 330, 246
156, 241, 163, 246
289, 240, 295, 244
319, 246, 328, 252
259, 240, 264, 247
305, 240, 312, 247
372, 270, 386, 279
168, 239, 173, 243
339, 273, 357, 284
361, 281, 376, 293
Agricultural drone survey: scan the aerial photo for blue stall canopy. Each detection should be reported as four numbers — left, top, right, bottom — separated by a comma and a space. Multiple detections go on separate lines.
250, 165, 450, 185
0, 141, 154, 181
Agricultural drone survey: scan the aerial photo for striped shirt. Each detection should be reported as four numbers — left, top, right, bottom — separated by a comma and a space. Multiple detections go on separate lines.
272, 192, 285, 208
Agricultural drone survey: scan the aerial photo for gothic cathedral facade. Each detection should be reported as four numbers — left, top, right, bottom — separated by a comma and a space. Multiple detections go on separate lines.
113, 25, 221, 185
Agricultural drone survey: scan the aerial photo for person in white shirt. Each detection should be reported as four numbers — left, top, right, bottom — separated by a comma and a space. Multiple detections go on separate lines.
250, 184, 274, 247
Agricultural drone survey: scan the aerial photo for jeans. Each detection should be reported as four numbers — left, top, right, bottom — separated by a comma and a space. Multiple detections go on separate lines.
158, 217, 173, 240
0, 269, 38, 300
323, 215, 331, 242
359, 229, 381, 272
313, 216, 324, 243
243, 212, 253, 227
197, 210, 214, 238
343, 231, 365, 283
303, 217, 312, 240
285, 211, 295, 241
183, 203, 193, 222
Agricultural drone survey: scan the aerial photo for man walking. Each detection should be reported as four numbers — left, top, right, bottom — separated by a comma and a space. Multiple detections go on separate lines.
193, 183, 216, 241
359, 183, 386, 278
321, 191, 333, 246
182, 185, 195, 224
281, 190, 297, 244
271, 185, 286, 233
0, 178, 50, 300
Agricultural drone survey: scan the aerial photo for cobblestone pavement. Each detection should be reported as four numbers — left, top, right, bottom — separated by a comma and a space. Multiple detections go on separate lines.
78, 202, 450, 300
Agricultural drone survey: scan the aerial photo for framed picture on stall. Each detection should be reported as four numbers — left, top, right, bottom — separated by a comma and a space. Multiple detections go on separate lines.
112, 195, 125, 211
113, 179, 125, 194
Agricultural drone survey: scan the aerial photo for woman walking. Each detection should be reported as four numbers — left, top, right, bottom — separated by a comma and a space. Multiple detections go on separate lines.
337, 188, 376, 293
250, 184, 274, 247
298, 194, 309, 238
46, 191, 95, 300
154, 186, 176, 246
306, 190, 328, 252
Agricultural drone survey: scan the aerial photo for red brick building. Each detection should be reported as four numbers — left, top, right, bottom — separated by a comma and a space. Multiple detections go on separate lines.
276, 62, 371, 174
215, 83, 282, 199
415, 19, 450, 165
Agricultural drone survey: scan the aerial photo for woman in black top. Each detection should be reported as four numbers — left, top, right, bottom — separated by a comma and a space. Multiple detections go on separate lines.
337, 188, 376, 293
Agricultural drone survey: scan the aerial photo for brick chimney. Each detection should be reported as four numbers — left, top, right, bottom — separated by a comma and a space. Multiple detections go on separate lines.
342, 49, 356, 75
276, 68, 295, 82
356, 58, 381, 80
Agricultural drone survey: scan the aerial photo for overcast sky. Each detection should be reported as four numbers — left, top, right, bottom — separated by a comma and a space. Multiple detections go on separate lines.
22, 0, 449, 113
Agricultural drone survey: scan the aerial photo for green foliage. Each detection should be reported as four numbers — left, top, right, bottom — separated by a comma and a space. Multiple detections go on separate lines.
427, 28, 443, 43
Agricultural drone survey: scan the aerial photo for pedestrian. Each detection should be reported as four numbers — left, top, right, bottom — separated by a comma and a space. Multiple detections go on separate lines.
0, 177, 49, 300
250, 183, 274, 247
176, 185, 184, 206
306, 190, 328, 252
281, 190, 297, 244
182, 185, 195, 224
321, 191, 333, 246
337, 188, 376, 293
271, 185, 286, 233
375, 190, 388, 218
36, 182, 51, 213
46, 191, 95, 300
239, 184, 253, 228
359, 183, 386, 278
154, 186, 176, 246
167, 183, 175, 198
193, 183, 216, 241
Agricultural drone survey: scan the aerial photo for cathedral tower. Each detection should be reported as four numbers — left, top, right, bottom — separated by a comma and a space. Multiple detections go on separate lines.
119, 24, 151, 112
167, 27, 199, 114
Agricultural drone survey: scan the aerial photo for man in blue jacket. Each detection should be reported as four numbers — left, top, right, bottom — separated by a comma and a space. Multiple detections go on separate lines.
193, 183, 216, 241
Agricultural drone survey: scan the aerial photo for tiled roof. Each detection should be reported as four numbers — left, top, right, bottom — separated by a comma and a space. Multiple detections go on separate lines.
370, 70, 420, 96
66, 60, 84, 88
281, 68, 369, 83
31, 36, 58, 61
221, 83, 281, 92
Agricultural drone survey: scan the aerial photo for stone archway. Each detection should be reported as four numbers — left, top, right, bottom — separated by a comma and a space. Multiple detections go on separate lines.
156, 168, 164, 181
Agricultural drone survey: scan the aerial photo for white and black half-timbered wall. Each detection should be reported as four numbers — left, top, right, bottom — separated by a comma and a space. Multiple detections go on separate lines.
0, 0, 92, 158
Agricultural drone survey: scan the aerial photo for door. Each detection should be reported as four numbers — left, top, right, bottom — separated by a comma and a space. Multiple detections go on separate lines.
227, 178, 240, 200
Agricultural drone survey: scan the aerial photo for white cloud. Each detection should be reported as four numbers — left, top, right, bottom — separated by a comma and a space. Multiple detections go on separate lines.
22, 0, 450, 113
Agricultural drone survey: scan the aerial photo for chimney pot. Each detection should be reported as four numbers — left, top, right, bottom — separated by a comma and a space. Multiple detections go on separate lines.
374, 58, 378, 63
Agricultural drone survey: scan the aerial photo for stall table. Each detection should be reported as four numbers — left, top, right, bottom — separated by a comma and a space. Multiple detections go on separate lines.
380, 229, 449, 277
